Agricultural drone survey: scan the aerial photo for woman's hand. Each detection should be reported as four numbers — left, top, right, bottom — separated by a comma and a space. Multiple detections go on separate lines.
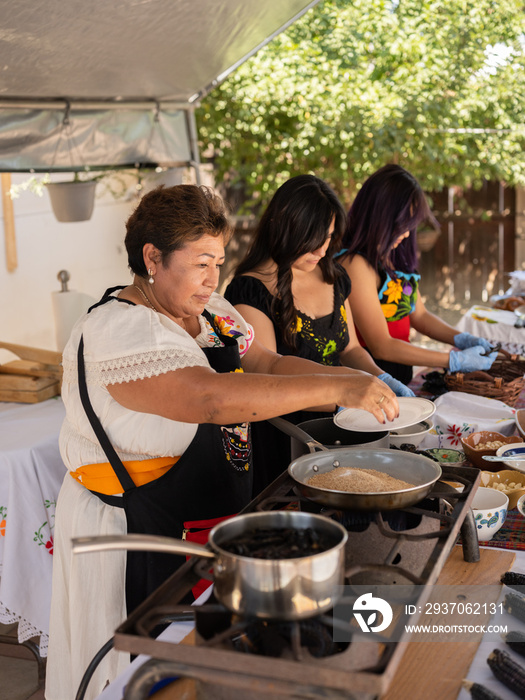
448, 346, 498, 372
377, 372, 416, 397
336, 373, 399, 425
453, 332, 494, 353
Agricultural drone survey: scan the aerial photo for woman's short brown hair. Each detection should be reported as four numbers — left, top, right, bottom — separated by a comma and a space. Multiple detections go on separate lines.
125, 184, 233, 277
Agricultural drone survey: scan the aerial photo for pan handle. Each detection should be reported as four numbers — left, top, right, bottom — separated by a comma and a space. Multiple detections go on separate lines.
71, 533, 216, 559
267, 416, 329, 452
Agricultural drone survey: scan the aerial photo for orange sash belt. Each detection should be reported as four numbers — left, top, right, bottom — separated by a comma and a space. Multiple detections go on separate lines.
70, 456, 179, 495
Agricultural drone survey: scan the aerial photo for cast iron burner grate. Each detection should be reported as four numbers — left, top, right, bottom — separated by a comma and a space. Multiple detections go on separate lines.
194, 592, 348, 660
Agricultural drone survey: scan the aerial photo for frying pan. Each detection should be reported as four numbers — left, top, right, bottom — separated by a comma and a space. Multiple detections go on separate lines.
72, 510, 348, 621
287, 447, 442, 511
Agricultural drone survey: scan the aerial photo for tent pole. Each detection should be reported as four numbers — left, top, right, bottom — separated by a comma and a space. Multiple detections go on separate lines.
185, 108, 202, 185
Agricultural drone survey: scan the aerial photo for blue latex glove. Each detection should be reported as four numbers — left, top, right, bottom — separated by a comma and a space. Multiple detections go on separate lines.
453, 332, 494, 353
377, 372, 416, 397
449, 346, 498, 372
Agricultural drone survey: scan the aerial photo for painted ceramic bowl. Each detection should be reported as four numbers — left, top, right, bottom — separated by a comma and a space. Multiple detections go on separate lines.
389, 420, 433, 448
517, 493, 525, 517
423, 448, 466, 465
471, 487, 509, 541
480, 469, 525, 510
461, 431, 523, 470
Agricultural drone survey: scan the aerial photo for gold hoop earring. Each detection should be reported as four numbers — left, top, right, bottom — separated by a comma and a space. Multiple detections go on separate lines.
148, 269, 154, 284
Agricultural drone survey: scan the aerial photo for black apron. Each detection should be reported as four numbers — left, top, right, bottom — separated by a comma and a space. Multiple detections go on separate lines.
78, 287, 252, 612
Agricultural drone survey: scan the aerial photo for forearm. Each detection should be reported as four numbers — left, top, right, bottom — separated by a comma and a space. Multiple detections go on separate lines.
410, 310, 458, 345
339, 347, 383, 376
200, 369, 398, 425
208, 371, 345, 420
257, 353, 369, 412
107, 367, 343, 424
107, 365, 398, 427
268, 353, 366, 378
367, 335, 452, 369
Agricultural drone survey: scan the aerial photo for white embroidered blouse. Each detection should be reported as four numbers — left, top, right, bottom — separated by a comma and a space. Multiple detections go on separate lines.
59, 291, 254, 470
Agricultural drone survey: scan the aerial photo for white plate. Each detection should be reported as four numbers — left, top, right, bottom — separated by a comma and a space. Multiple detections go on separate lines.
334, 397, 436, 433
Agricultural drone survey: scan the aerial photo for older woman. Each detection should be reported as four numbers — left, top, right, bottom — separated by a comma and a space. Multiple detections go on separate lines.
46, 184, 398, 700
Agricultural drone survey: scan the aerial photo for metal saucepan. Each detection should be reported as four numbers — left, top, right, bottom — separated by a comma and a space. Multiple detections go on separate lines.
288, 447, 442, 511
269, 416, 389, 461
72, 510, 348, 621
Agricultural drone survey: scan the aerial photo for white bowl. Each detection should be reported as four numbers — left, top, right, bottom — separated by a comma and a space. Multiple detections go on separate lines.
389, 420, 433, 448
471, 487, 509, 541
495, 442, 525, 473
517, 493, 525, 517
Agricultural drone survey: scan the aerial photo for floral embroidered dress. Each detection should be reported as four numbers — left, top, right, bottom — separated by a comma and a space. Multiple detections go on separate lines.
224, 272, 351, 365
355, 268, 421, 347
224, 271, 352, 495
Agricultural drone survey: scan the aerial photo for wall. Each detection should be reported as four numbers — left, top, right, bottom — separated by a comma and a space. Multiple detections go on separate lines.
0, 174, 136, 354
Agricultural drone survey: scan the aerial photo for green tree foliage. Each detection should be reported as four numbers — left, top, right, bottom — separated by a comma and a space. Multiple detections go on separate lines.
197, 0, 525, 210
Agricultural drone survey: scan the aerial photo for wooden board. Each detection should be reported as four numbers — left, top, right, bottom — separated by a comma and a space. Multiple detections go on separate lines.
0, 341, 62, 366
383, 546, 516, 700
0, 373, 60, 403
152, 547, 515, 700
151, 631, 197, 700
0, 359, 62, 380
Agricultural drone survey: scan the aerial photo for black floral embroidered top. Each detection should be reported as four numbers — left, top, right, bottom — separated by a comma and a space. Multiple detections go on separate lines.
224, 271, 351, 366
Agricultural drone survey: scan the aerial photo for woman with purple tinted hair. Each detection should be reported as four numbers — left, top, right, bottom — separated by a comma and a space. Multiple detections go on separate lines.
337, 164, 496, 383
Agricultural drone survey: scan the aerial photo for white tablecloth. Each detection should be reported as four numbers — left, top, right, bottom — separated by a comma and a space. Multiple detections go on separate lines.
456, 304, 525, 355
0, 397, 66, 656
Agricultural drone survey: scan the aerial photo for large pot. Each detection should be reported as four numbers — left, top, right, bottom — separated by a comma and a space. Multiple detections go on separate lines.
288, 447, 442, 511
269, 416, 389, 460
72, 510, 348, 621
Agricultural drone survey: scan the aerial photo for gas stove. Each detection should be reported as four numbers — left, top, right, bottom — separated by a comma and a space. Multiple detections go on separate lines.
114, 463, 481, 700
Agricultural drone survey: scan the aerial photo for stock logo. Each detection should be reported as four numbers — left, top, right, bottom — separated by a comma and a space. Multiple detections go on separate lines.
353, 592, 393, 633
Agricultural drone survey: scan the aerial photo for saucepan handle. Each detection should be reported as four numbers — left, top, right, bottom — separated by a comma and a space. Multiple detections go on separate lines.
72, 533, 216, 559
267, 416, 329, 453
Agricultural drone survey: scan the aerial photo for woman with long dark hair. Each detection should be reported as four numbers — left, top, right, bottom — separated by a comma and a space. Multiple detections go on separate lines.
224, 174, 411, 491
337, 164, 496, 384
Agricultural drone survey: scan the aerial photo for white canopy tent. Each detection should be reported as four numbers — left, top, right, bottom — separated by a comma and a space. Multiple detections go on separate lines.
0, 0, 321, 175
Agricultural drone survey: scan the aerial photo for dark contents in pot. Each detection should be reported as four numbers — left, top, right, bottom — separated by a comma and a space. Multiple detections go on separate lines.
220, 527, 338, 559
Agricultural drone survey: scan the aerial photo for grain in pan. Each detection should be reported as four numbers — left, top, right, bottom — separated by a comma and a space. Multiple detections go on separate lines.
307, 467, 414, 493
